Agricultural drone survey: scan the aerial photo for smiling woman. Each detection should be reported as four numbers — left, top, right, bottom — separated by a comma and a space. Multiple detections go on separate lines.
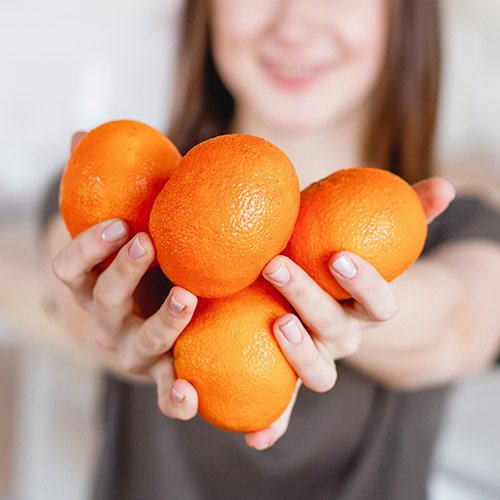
170, 0, 440, 187
38, 1, 500, 500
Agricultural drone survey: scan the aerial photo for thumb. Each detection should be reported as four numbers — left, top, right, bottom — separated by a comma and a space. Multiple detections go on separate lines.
412, 176, 456, 224
71, 131, 87, 153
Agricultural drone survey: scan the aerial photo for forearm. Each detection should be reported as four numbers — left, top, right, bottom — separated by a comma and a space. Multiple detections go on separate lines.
345, 240, 500, 390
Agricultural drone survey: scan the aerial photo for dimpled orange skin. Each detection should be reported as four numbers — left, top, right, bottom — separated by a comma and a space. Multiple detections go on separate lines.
284, 167, 428, 301
60, 120, 181, 240
149, 134, 300, 298
173, 278, 298, 433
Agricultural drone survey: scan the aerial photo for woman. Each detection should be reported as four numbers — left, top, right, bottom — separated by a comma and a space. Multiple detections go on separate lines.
44, 1, 500, 499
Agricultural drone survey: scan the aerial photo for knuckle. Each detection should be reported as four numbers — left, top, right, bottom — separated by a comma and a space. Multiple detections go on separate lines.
314, 312, 337, 333
118, 351, 144, 374
93, 281, 121, 311
94, 329, 118, 351
368, 296, 400, 322
140, 329, 169, 354
52, 253, 75, 284
73, 235, 90, 262
337, 334, 361, 358
296, 348, 321, 374
362, 279, 379, 304
307, 295, 337, 331
113, 251, 134, 278
289, 280, 310, 300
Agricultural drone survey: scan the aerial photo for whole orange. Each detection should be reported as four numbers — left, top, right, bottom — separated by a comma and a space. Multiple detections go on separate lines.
149, 134, 300, 298
284, 167, 427, 300
60, 119, 181, 241
173, 278, 297, 433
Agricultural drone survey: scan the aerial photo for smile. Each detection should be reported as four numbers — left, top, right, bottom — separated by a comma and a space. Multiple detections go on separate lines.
260, 58, 335, 91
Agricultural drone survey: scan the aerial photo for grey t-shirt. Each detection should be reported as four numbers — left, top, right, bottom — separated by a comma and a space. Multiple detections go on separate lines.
92, 196, 500, 500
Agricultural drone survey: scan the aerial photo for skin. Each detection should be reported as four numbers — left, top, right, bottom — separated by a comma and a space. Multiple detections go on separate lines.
48, 0, 500, 452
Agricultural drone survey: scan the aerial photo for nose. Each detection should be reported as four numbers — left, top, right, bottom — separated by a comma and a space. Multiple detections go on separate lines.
272, 0, 315, 45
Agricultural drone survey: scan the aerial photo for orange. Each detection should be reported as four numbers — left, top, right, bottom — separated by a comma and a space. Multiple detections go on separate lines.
149, 134, 300, 298
173, 278, 297, 433
60, 119, 181, 243
284, 167, 427, 300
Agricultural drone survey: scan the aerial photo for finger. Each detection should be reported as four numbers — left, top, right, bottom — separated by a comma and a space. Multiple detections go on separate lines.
119, 286, 197, 372
412, 177, 455, 224
329, 251, 399, 321
93, 233, 155, 344
273, 314, 337, 392
52, 219, 129, 307
245, 381, 301, 450
150, 356, 198, 421
71, 131, 87, 152
263, 255, 348, 341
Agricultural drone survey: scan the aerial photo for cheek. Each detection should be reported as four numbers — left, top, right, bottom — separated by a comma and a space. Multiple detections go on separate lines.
210, 1, 266, 83
210, 2, 277, 102
338, 0, 388, 80
210, 0, 277, 42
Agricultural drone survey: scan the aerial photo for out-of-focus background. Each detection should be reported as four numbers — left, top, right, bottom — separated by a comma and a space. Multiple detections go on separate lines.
0, 1, 499, 499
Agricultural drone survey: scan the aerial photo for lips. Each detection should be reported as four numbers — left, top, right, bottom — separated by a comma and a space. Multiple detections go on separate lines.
260, 56, 335, 91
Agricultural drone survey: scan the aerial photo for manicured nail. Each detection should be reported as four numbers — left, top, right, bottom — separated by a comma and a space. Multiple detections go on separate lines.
280, 318, 302, 345
129, 235, 146, 260
171, 386, 185, 405
101, 220, 126, 242
168, 294, 186, 316
266, 263, 290, 286
330, 255, 357, 279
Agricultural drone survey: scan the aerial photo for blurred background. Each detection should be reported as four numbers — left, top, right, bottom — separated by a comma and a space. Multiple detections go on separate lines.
0, 1, 499, 499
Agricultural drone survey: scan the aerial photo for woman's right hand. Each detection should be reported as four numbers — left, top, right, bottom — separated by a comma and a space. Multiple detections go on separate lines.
49, 131, 198, 421
52, 218, 199, 420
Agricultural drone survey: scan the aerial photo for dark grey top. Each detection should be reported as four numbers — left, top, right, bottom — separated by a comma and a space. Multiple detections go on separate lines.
90, 196, 500, 500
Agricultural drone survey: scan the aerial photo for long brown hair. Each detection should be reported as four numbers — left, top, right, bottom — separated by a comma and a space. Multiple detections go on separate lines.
168, 0, 441, 183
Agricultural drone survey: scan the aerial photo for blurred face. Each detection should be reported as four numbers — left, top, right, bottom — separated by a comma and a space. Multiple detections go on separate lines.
209, 0, 389, 132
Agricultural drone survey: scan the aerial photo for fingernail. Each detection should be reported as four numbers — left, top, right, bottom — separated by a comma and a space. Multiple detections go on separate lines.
280, 318, 302, 345
168, 294, 186, 316
171, 386, 185, 405
266, 263, 290, 286
102, 220, 126, 242
330, 255, 357, 279
129, 235, 146, 260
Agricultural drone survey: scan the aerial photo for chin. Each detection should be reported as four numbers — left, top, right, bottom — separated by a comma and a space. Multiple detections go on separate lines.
262, 110, 339, 134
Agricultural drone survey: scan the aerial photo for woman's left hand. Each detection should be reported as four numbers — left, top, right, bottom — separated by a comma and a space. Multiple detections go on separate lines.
244, 176, 455, 450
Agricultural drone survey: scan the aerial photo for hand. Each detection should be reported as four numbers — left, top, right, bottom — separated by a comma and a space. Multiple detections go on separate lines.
51, 132, 200, 421
244, 176, 456, 450
52, 220, 200, 419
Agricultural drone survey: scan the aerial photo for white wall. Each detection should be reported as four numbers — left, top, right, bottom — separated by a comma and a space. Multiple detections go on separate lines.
0, 0, 182, 219
438, 0, 500, 181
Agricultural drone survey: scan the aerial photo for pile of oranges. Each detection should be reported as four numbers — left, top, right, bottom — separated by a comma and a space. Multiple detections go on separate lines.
60, 119, 427, 433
